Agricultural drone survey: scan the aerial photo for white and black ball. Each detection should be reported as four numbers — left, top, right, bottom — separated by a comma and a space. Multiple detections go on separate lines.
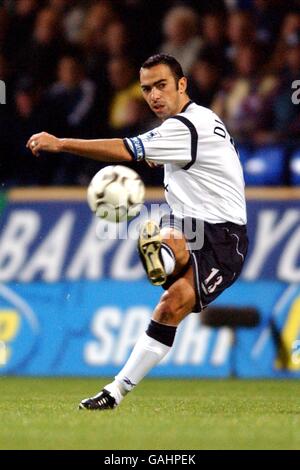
87, 165, 145, 222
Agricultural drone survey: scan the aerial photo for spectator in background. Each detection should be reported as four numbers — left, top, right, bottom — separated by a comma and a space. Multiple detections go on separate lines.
8, 78, 53, 185
62, 1, 87, 46
47, 0, 69, 14
104, 20, 132, 58
267, 11, 300, 73
117, 97, 153, 136
257, 29, 300, 145
201, 11, 226, 47
47, 0, 86, 37
78, 1, 116, 103
252, 0, 284, 47
160, 5, 202, 74
16, 7, 68, 87
188, 53, 222, 108
107, 56, 144, 134
226, 9, 256, 70
46, 54, 97, 138
115, 0, 170, 62
79, 1, 115, 53
43, 53, 101, 185
200, 12, 228, 74
212, 43, 277, 144
4, 0, 38, 61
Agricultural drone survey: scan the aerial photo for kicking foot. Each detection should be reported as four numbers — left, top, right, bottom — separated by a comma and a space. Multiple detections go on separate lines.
79, 389, 117, 410
138, 220, 166, 286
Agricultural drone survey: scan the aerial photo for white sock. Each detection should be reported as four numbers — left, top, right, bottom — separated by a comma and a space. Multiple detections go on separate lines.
161, 244, 176, 275
105, 332, 171, 404
104, 380, 127, 405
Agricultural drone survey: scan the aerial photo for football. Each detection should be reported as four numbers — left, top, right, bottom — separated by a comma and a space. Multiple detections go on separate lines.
87, 165, 145, 222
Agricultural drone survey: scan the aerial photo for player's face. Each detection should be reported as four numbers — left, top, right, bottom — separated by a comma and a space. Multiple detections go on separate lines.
140, 64, 187, 120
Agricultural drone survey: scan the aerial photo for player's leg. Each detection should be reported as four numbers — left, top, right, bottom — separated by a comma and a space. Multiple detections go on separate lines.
79, 266, 196, 410
151, 265, 195, 325
138, 220, 190, 286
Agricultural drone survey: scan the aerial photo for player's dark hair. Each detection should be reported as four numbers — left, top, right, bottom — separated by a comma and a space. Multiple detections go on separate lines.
141, 54, 184, 88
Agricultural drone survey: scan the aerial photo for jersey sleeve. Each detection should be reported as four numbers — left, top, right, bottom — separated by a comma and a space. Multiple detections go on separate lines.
123, 117, 193, 164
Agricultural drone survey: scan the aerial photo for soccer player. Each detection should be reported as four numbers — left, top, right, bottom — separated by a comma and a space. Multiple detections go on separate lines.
27, 54, 248, 410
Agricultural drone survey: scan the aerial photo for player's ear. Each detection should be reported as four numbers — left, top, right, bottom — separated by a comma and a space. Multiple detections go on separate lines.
178, 77, 187, 94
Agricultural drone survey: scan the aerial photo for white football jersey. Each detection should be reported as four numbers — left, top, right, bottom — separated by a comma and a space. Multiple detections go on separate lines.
124, 101, 247, 225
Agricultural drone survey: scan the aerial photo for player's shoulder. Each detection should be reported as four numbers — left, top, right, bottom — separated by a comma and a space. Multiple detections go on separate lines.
167, 102, 216, 126
167, 102, 217, 131
179, 102, 215, 119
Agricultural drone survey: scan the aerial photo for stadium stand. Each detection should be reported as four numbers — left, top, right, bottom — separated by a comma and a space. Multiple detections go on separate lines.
243, 146, 286, 186
0, 0, 299, 187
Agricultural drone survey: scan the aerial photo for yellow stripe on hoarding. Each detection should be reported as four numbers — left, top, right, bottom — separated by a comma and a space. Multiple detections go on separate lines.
275, 297, 300, 371
0, 310, 20, 342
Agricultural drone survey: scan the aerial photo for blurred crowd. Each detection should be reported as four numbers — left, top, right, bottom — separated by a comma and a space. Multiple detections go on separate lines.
1, 0, 300, 186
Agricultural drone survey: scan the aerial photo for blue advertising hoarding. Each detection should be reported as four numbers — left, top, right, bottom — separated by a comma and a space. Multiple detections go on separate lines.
0, 192, 299, 377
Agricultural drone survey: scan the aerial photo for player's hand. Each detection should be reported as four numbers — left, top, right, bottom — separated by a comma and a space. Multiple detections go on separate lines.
26, 132, 62, 157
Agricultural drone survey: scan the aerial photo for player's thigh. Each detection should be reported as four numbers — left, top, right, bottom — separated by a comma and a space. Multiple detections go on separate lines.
161, 227, 190, 275
152, 265, 196, 326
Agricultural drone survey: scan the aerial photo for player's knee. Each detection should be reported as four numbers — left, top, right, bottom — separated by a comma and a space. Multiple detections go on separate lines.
155, 291, 178, 324
175, 249, 190, 271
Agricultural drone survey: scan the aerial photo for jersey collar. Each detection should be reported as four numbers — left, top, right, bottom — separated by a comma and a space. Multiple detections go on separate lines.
180, 100, 193, 113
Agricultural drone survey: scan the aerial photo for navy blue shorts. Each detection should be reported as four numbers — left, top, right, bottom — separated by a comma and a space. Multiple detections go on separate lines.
160, 214, 248, 312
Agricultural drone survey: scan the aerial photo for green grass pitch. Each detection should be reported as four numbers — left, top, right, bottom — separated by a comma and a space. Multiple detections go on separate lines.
0, 377, 299, 450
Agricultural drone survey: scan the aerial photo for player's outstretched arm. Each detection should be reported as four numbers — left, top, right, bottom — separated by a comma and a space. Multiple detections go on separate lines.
26, 132, 132, 162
